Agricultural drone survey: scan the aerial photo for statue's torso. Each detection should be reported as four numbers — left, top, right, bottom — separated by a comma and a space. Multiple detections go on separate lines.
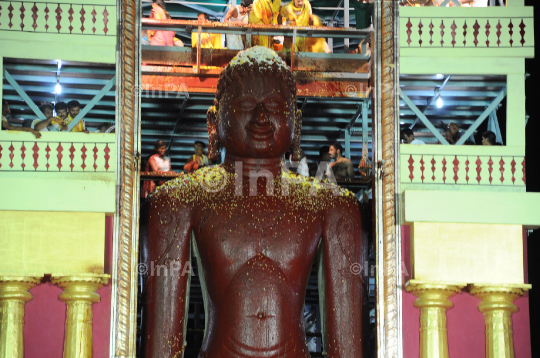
193, 193, 323, 358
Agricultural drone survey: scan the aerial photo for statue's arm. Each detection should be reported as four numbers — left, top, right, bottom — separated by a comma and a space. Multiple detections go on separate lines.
140, 194, 193, 358
320, 197, 363, 357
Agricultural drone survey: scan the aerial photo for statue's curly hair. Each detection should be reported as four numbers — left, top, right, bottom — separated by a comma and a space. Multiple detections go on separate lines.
212, 48, 298, 117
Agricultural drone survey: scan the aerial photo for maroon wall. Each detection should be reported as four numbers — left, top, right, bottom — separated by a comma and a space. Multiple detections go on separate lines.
24, 216, 113, 357
401, 226, 531, 358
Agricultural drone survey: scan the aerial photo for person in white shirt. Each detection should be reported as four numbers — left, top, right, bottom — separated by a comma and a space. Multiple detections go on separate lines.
32, 102, 56, 131
288, 149, 309, 177
224, 0, 253, 50
401, 128, 425, 145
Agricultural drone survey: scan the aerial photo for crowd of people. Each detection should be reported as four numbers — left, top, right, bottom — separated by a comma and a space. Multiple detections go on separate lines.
141, 138, 372, 197
1, 99, 114, 135
401, 122, 503, 146
144, 0, 375, 54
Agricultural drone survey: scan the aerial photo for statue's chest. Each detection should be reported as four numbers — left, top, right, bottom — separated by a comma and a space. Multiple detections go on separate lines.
193, 198, 322, 269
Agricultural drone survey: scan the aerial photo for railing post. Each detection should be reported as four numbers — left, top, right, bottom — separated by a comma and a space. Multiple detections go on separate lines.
344, 0, 349, 53
291, 28, 296, 73
196, 26, 202, 75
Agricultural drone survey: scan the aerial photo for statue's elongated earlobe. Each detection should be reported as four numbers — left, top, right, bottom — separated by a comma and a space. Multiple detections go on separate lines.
207, 106, 220, 162
291, 109, 302, 162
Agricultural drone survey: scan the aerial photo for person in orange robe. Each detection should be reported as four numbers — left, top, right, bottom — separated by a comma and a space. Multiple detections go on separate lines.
147, 0, 175, 47
184, 141, 209, 173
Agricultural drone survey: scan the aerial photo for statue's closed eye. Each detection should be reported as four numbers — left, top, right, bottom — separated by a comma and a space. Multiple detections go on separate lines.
263, 98, 283, 112
235, 95, 285, 112
236, 95, 258, 111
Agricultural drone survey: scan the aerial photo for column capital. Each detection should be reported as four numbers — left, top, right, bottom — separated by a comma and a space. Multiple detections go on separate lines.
0, 276, 42, 302
468, 283, 531, 314
0, 276, 42, 358
51, 274, 110, 304
406, 280, 466, 307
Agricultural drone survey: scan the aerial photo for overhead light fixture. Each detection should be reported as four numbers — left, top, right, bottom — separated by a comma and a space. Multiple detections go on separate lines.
435, 74, 444, 79
400, 122, 405, 125
57, 60, 62, 70
55, 82, 62, 94
436, 93, 443, 108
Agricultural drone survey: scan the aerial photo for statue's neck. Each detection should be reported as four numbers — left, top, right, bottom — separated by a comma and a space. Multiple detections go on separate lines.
223, 153, 283, 178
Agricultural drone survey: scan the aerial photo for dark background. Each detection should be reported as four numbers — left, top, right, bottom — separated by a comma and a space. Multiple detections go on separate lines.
525, 0, 540, 355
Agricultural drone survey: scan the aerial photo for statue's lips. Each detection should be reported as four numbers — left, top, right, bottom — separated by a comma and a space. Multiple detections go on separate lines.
245, 122, 275, 140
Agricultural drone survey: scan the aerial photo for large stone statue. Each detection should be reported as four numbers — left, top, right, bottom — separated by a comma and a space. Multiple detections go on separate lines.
141, 46, 364, 358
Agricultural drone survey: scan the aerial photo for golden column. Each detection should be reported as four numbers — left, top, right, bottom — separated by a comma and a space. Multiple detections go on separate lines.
52, 274, 110, 358
469, 284, 531, 358
0, 276, 42, 358
406, 280, 466, 358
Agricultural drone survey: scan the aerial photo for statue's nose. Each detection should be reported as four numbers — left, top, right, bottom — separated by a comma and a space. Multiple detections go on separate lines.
253, 102, 271, 125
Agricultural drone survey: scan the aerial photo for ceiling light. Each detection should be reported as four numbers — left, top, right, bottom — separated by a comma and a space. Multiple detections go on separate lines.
435, 74, 444, 79
55, 83, 62, 94
436, 94, 443, 108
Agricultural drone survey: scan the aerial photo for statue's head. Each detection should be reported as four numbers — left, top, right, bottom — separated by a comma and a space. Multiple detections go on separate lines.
207, 46, 301, 161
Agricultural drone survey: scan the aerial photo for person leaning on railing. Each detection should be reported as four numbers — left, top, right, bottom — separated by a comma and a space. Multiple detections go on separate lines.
147, 0, 175, 46
440, 121, 463, 145
32, 102, 57, 132
142, 139, 172, 198
248, 0, 281, 48
224, 0, 253, 50
1, 99, 41, 138
184, 141, 209, 173
66, 100, 89, 133
280, 0, 331, 53
481, 130, 502, 146
192, 13, 223, 49
401, 128, 425, 145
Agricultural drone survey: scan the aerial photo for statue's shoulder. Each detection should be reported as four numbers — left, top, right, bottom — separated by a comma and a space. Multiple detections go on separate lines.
151, 165, 233, 205
280, 171, 357, 210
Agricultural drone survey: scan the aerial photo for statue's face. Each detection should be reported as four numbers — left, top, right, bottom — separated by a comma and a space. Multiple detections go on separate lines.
218, 72, 294, 159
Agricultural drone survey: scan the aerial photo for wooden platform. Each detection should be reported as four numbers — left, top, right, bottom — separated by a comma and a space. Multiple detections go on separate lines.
141, 20, 372, 98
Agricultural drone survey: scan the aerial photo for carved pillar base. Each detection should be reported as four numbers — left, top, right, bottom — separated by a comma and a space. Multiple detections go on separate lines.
406, 280, 466, 358
469, 284, 531, 358
52, 274, 110, 358
0, 276, 42, 358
